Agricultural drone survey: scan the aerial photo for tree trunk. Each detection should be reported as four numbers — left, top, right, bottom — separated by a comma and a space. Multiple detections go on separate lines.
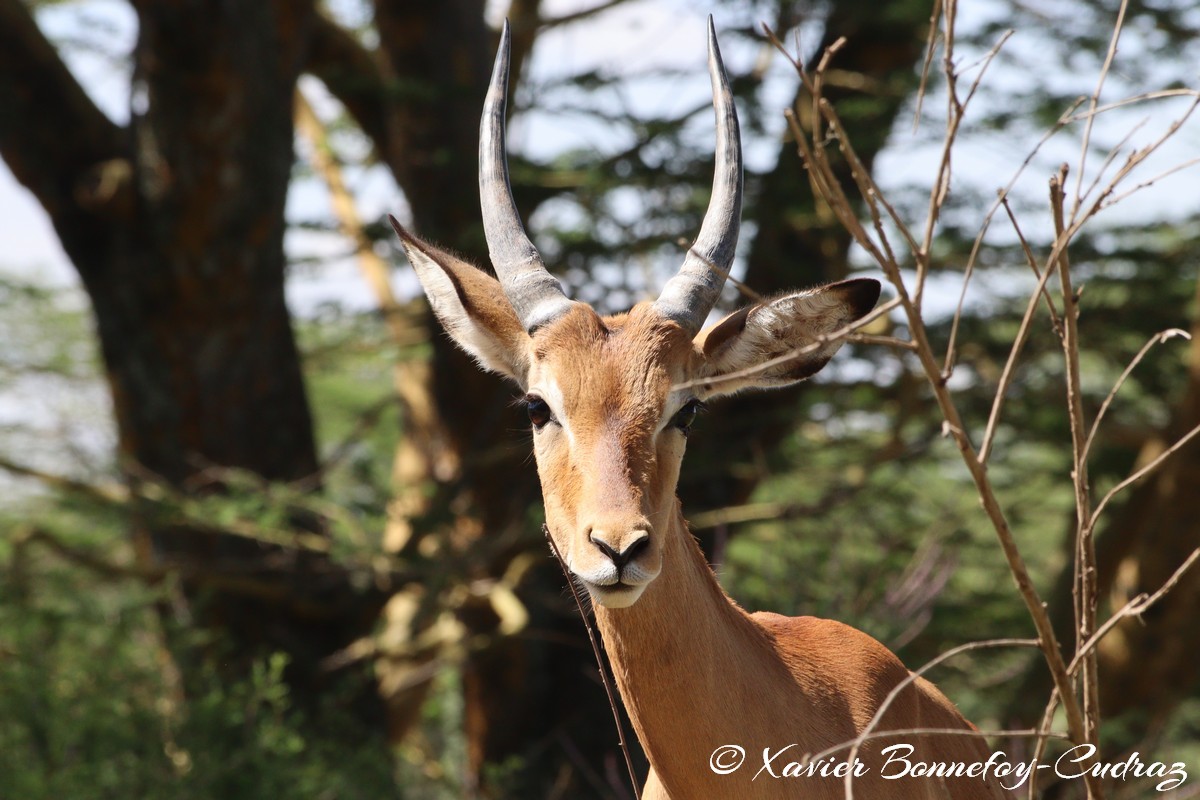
0, 0, 387, 730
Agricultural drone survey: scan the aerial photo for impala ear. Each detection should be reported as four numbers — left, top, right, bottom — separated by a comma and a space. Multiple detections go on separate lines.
694, 278, 880, 397
391, 217, 531, 384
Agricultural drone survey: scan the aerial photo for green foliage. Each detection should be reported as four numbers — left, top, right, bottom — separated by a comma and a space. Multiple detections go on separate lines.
0, 502, 428, 800
0, 295, 465, 799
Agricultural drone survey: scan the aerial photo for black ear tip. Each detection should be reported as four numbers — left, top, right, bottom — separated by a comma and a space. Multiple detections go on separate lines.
835, 277, 882, 319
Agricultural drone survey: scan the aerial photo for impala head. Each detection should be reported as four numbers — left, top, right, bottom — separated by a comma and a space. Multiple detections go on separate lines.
392, 18, 879, 609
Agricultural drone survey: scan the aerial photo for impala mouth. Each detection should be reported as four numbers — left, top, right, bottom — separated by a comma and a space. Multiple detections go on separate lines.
582, 578, 647, 609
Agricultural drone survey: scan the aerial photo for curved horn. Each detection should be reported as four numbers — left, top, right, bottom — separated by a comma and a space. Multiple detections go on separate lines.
480, 20, 573, 332
653, 16, 743, 336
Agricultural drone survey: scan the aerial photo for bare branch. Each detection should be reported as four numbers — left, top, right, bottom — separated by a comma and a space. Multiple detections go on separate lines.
788, 32, 1097, 771
1049, 165, 1101, 750
941, 108, 1082, 378
915, 24, 1013, 309
1062, 88, 1200, 121
1029, 547, 1200, 798
976, 231, 1072, 465
1071, 0, 1131, 216
538, 0, 631, 29
1090, 420, 1200, 526
0, 0, 128, 219
912, 0, 944, 131
1100, 155, 1200, 210
1000, 194, 1062, 329
1072, 548, 1200, 677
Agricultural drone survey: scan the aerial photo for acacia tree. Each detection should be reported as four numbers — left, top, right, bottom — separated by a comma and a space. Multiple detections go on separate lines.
0, 0, 392, 725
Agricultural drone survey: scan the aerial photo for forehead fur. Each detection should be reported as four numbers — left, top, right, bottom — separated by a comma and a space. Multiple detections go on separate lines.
532, 302, 695, 420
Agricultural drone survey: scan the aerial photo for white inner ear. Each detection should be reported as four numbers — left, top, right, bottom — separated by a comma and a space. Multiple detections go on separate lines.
704, 301, 819, 376
424, 266, 511, 372
770, 289, 857, 336
402, 242, 529, 384
697, 288, 861, 398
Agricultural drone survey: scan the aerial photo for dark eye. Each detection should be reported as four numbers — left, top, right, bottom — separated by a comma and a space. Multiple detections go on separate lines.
523, 394, 553, 429
670, 399, 705, 434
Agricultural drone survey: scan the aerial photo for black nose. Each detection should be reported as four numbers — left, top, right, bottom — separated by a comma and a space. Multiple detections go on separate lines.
589, 532, 650, 571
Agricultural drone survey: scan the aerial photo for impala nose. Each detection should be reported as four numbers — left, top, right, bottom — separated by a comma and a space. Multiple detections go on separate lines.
589, 529, 650, 572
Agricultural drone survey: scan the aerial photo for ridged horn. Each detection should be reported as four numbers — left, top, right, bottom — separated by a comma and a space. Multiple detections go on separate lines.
653, 16, 743, 336
480, 20, 573, 332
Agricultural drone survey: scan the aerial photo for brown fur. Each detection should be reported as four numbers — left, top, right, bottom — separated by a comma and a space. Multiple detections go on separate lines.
394, 229, 1011, 798
530, 304, 1009, 799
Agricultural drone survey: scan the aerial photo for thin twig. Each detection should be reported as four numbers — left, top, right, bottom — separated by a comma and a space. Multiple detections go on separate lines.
538, 0, 631, 29
942, 99, 1085, 380
1089, 419, 1200, 527
845, 333, 917, 351
678, 240, 762, 303
912, 0, 944, 132
1062, 88, 1200, 121
1029, 547, 1200, 798
1071, 97, 1200, 230
915, 24, 1012, 310
1081, 328, 1190, 467
671, 296, 902, 394
1071, 0, 1131, 217
1100, 155, 1200, 210
1000, 194, 1062, 329
976, 230, 1072, 465
1077, 117, 1148, 209
1074, 548, 1200, 677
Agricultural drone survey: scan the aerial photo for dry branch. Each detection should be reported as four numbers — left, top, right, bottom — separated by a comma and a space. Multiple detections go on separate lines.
777, 50, 1097, 773
762, 2, 1199, 794
1049, 165, 1101, 751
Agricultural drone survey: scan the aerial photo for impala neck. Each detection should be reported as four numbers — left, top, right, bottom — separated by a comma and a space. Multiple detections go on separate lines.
591, 503, 801, 792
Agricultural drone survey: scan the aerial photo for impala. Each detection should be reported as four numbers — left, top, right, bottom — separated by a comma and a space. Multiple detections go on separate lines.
391, 18, 1011, 800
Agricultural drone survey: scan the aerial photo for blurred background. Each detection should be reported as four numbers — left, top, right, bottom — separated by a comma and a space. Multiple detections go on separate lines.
1, 0, 1198, 797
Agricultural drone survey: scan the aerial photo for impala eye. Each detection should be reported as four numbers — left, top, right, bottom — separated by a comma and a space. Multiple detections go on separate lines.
523, 395, 553, 429
670, 399, 705, 435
